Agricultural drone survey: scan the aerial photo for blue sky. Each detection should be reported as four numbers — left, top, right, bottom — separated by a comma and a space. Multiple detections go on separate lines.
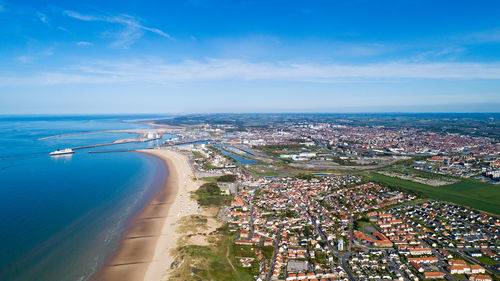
0, 0, 499, 114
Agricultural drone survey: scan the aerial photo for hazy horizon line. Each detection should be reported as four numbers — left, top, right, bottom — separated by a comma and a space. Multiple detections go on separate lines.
1, 112, 499, 117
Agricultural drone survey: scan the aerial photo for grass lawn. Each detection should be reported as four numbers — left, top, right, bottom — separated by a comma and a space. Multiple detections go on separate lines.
261, 246, 274, 260
354, 220, 374, 232
203, 162, 223, 170
234, 244, 256, 257
200, 176, 219, 182
476, 255, 499, 266
369, 172, 500, 216
451, 274, 467, 279
192, 151, 203, 159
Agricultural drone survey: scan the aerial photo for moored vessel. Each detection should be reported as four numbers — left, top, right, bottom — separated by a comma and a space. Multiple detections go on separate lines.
50, 148, 74, 156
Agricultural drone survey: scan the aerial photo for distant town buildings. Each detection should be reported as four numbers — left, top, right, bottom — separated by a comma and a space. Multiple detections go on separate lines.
168, 119, 499, 280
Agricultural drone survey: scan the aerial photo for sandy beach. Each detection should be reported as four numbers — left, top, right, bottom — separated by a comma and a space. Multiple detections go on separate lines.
95, 148, 200, 281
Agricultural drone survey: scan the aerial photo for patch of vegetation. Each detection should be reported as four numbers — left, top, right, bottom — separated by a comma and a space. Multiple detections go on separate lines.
354, 216, 371, 231
192, 151, 203, 159
177, 215, 209, 234
296, 173, 317, 180
169, 226, 253, 281
280, 209, 297, 218
200, 176, 219, 182
331, 156, 360, 166
318, 199, 334, 211
217, 174, 237, 183
203, 162, 222, 170
369, 172, 500, 215
475, 255, 499, 266
254, 144, 308, 158
260, 246, 274, 260
394, 166, 459, 180
245, 165, 282, 177
195, 182, 232, 207
233, 244, 256, 257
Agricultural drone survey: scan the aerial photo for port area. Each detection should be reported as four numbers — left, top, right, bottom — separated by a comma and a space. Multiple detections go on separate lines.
41, 129, 165, 152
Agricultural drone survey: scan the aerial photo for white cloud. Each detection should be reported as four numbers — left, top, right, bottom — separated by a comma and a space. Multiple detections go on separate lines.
1, 59, 500, 86
412, 46, 466, 62
62, 10, 98, 21
57, 26, 69, 32
462, 28, 500, 43
37, 12, 48, 24
14, 55, 34, 63
77, 41, 93, 47
63, 10, 174, 48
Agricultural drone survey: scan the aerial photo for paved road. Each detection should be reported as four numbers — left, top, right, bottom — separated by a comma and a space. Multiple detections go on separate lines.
266, 225, 283, 281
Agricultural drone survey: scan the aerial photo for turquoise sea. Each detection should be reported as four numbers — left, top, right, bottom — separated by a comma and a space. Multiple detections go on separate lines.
0, 115, 171, 281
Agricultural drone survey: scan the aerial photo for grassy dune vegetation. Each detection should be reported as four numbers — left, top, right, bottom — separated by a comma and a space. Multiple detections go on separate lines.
369, 172, 500, 216
169, 225, 253, 281
168, 176, 254, 280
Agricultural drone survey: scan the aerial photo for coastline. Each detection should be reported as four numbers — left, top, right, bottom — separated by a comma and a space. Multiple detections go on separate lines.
94, 148, 199, 281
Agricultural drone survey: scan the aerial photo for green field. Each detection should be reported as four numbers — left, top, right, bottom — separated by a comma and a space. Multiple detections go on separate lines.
476, 255, 499, 266
192, 151, 203, 159
369, 172, 500, 216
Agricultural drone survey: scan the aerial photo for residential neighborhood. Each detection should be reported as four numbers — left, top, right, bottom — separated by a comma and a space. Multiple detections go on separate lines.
217, 174, 500, 281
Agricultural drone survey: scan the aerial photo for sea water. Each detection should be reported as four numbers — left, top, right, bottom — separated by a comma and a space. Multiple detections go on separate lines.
0, 115, 171, 281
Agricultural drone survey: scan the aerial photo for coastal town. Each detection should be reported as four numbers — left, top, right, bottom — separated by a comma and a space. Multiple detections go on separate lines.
4, 1, 500, 280
163, 116, 500, 184
221, 176, 499, 281
152, 115, 500, 281
7, 114, 498, 281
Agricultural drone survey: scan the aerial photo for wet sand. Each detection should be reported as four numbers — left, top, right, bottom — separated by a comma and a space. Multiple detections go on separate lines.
94, 148, 197, 281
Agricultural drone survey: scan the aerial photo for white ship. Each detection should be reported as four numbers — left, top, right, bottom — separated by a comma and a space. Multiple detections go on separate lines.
50, 148, 74, 156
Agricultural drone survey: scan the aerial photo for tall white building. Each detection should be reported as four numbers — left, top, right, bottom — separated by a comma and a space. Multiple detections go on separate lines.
338, 238, 344, 251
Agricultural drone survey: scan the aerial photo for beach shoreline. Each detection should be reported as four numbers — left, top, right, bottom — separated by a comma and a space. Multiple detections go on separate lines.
94, 148, 199, 281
